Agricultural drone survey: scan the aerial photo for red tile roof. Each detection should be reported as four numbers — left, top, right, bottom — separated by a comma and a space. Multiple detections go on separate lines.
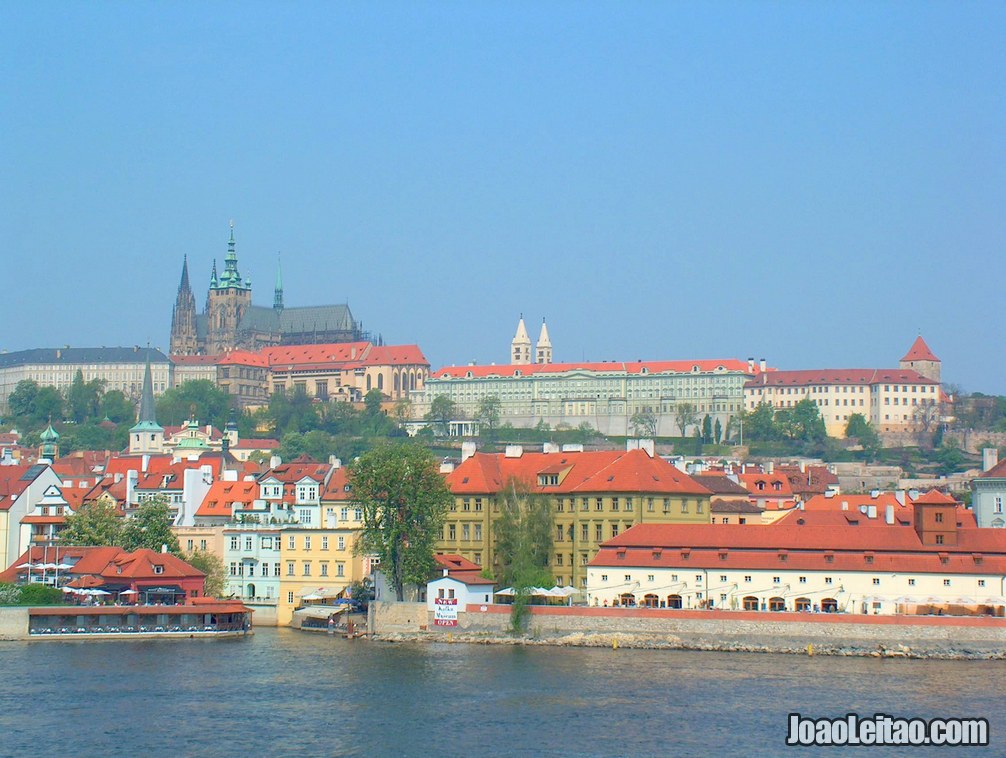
196, 479, 259, 517
105, 455, 174, 476
901, 336, 939, 363
257, 342, 428, 370
745, 368, 937, 388
979, 457, 1006, 479
591, 522, 1006, 575
433, 359, 756, 380
913, 489, 959, 506
233, 438, 279, 450
217, 350, 269, 367
321, 468, 354, 501
736, 473, 794, 498
446, 449, 711, 496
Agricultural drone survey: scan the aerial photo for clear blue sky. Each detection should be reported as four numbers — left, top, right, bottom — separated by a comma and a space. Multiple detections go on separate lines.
3, 3, 1003, 392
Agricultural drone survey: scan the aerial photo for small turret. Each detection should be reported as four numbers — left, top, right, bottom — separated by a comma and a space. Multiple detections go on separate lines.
511, 314, 532, 365
536, 319, 552, 365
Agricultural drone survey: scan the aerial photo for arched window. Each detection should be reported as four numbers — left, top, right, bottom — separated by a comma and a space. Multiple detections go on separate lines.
366, 375, 372, 391
643, 593, 659, 608
667, 594, 683, 609
821, 598, 838, 613
794, 597, 811, 612
394, 372, 400, 393
377, 374, 384, 390
769, 597, 786, 612
742, 596, 759, 611
247, 583, 256, 599
619, 592, 636, 607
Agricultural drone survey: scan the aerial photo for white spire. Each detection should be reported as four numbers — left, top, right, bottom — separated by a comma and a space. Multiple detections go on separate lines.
536, 318, 553, 365
511, 314, 531, 365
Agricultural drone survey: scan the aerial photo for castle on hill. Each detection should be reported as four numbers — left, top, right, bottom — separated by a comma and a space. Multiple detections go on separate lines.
170, 225, 367, 355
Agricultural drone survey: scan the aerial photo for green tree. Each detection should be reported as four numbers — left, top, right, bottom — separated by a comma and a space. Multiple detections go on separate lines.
713, 418, 722, 445
629, 409, 657, 438
18, 583, 64, 606
60, 501, 125, 547
156, 380, 232, 428
493, 478, 554, 633
31, 387, 65, 425
845, 413, 881, 461
845, 413, 870, 438
425, 395, 456, 437
701, 414, 713, 443
181, 549, 226, 597
777, 399, 826, 442
66, 370, 105, 423
123, 497, 180, 554
674, 402, 697, 438
476, 395, 502, 443
364, 388, 384, 417
935, 440, 966, 476
101, 390, 136, 423
743, 402, 778, 442
352, 443, 452, 601
7, 380, 39, 418
392, 398, 412, 426
267, 385, 318, 436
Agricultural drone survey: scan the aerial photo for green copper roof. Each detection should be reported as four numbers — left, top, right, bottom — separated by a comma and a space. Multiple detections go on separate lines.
40, 423, 59, 441
177, 435, 210, 449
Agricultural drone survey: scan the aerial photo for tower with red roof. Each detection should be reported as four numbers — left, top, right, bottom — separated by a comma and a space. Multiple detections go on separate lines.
900, 336, 940, 384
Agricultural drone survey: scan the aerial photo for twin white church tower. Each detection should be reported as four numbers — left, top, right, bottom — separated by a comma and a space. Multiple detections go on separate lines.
511, 315, 552, 365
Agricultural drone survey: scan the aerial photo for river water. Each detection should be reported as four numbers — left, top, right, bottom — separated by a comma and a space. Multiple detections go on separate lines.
0, 628, 1002, 757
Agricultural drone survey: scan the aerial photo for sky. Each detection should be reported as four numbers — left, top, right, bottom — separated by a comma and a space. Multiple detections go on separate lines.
2, 3, 1004, 392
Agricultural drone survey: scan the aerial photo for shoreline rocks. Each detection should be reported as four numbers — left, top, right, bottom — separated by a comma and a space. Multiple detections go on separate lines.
369, 631, 1006, 660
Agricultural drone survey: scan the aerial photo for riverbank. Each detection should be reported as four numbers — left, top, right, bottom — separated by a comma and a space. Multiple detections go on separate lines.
369, 602, 1006, 659
372, 629, 1006, 659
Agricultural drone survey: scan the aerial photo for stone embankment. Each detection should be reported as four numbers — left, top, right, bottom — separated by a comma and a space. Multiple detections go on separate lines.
372, 630, 1005, 659
368, 602, 1006, 659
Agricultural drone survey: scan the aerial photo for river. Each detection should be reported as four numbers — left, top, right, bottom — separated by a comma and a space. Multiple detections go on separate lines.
0, 628, 1002, 757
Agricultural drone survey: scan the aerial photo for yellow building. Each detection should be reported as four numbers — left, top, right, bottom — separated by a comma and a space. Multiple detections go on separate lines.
441, 446, 712, 589
277, 526, 363, 626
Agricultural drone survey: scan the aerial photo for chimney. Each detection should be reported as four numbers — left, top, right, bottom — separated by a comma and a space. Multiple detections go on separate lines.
870, 489, 880, 498
983, 448, 999, 472
329, 455, 342, 469
439, 461, 455, 474
224, 469, 238, 481
885, 505, 894, 525
142, 454, 150, 473
161, 544, 168, 553
270, 455, 282, 468
443, 568, 449, 577
504, 445, 523, 458
867, 505, 877, 519
759, 358, 767, 372
766, 461, 774, 474
841, 501, 848, 511
462, 441, 478, 461
747, 357, 754, 372
798, 461, 806, 474
894, 490, 906, 506
639, 439, 655, 458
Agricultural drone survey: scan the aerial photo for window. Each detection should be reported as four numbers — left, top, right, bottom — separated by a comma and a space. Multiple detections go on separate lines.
943, 579, 951, 586
935, 512, 944, 523
187, 539, 194, 550
320, 563, 329, 577
274, 564, 281, 577
647, 574, 655, 582
773, 576, 781, 584
245, 537, 253, 551
696, 500, 704, 514
872, 578, 880, 585
287, 562, 295, 576
556, 525, 564, 542
663, 498, 670, 513
647, 498, 654, 513
338, 536, 345, 551
681, 501, 688, 514
935, 534, 944, 545
595, 498, 603, 512
355, 508, 362, 522
448, 524, 456, 540
337, 563, 345, 577
200, 539, 207, 551
474, 498, 483, 512
474, 524, 483, 541
908, 578, 916, 586
230, 536, 239, 551
594, 524, 603, 542
719, 575, 727, 582
624, 575, 632, 582
288, 536, 296, 550
555, 554, 564, 566
287, 592, 294, 603
601, 574, 608, 582
229, 562, 238, 576
340, 507, 349, 521
298, 509, 312, 525
462, 498, 471, 511
322, 536, 329, 550
611, 524, 619, 538
303, 563, 311, 576
261, 563, 269, 577
612, 497, 619, 512
581, 498, 589, 512
580, 524, 589, 541
744, 575, 752, 583
825, 577, 832, 584
995, 497, 1003, 514
304, 536, 312, 551
979, 579, 986, 587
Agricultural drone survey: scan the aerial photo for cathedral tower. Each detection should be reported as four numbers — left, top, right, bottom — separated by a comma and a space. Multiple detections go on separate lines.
536, 319, 552, 365
511, 315, 531, 365
206, 223, 252, 354
169, 256, 199, 355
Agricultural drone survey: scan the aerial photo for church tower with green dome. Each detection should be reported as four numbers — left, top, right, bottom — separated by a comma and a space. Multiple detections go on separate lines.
129, 356, 165, 454
39, 422, 60, 461
206, 222, 253, 354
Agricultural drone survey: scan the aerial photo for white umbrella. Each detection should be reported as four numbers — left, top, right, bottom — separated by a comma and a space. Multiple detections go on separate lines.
60, 587, 76, 594
119, 589, 139, 596
494, 587, 515, 596
54, 563, 75, 571
15, 563, 34, 569
37, 563, 58, 570
302, 593, 324, 601
90, 589, 111, 596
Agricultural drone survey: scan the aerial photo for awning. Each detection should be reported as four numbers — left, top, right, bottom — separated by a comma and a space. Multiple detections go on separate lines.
292, 605, 350, 621
297, 586, 346, 599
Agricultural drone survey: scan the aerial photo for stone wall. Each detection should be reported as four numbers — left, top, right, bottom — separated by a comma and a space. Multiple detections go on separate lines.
0, 607, 29, 640
369, 601, 427, 634
394, 605, 1006, 655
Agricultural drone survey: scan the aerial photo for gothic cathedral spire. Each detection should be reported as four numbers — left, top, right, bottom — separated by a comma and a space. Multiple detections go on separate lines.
169, 255, 199, 356
274, 254, 284, 312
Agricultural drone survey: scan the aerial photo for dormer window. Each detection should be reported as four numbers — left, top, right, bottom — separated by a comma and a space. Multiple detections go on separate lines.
153, 565, 164, 575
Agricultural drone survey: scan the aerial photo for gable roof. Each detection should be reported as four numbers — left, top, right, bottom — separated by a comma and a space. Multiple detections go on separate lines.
745, 368, 937, 388
196, 479, 259, 517
432, 359, 756, 380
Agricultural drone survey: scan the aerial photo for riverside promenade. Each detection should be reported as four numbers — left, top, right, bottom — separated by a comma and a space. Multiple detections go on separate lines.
370, 602, 1006, 659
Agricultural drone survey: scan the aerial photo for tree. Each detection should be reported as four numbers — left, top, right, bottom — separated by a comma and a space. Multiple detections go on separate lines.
845, 413, 871, 439
181, 549, 226, 597
156, 380, 232, 428
31, 387, 64, 425
493, 477, 553, 633
476, 395, 502, 443
701, 414, 713, 443
674, 402, 697, 438
352, 444, 452, 601
777, 399, 827, 442
425, 395, 456, 437
101, 390, 136, 423
7, 380, 39, 418
392, 398, 412, 426
742, 402, 777, 442
364, 388, 384, 417
60, 501, 124, 547
629, 409, 657, 438
123, 497, 180, 554
66, 370, 105, 423
714, 418, 722, 445
845, 413, 881, 461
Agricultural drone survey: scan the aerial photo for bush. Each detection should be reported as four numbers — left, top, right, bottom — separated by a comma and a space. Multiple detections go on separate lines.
18, 583, 65, 606
0, 583, 20, 605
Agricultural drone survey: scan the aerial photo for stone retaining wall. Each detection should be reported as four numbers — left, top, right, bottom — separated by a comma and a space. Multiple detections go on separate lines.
0, 608, 29, 640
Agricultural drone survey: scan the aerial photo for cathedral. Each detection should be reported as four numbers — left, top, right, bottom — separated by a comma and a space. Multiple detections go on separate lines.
169, 225, 366, 355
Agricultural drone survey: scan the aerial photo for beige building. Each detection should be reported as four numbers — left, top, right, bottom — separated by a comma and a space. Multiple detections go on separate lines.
277, 526, 363, 626
743, 338, 942, 438
0, 347, 170, 413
